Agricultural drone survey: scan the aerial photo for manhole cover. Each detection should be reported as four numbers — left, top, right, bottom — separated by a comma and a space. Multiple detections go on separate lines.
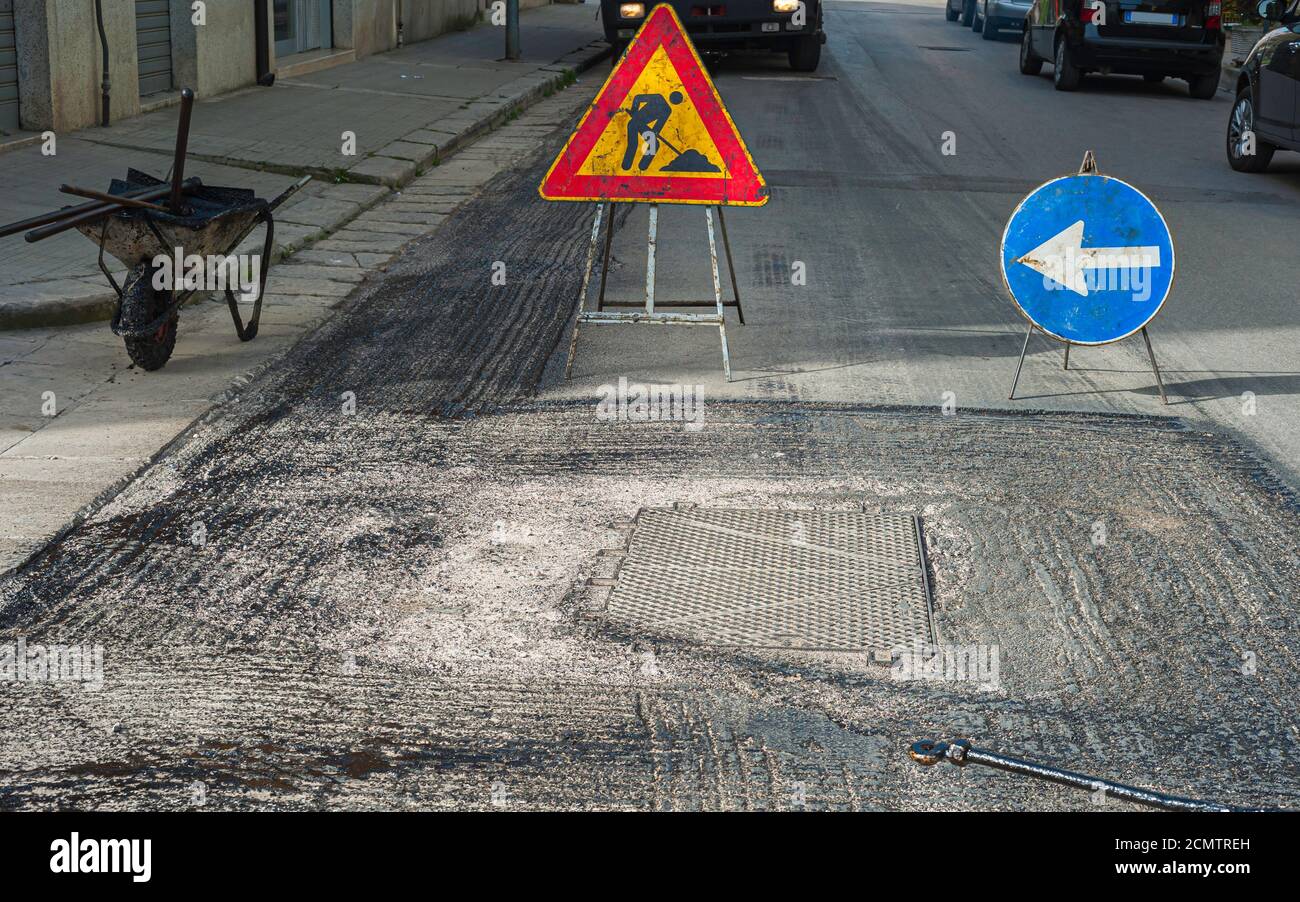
605, 509, 934, 652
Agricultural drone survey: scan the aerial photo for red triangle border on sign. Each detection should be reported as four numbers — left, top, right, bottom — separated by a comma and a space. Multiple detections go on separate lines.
538, 4, 768, 206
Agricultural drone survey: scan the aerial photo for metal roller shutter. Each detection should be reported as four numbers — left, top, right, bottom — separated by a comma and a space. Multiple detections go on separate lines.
0, 0, 19, 131
136, 0, 173, 97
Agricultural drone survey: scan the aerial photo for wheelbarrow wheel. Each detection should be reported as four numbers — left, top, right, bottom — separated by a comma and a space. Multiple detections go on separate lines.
120, 265, 178, 371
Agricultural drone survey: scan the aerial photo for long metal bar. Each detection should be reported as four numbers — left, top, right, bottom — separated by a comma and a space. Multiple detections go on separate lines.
0, 183, 182, 239
170, 89, 197, 212
715, 205, 745, 325
910, 739, 1239, 812
1141, 326, 1168, 405
599, 299, 742, 308
1008, 323, 1033, 400
564, 203, 606, 379
578, 311, 723, 325
60, 185, 169, 212
706, 206, 732, 381
1063, 341, 1070, 370
23, 180, 201, 243
645, 204, 658, 315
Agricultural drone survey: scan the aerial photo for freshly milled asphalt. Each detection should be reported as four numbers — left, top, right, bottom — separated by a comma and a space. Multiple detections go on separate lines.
2, 3, 1298, 811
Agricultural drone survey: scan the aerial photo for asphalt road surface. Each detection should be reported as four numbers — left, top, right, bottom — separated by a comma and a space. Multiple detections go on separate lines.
1, 1, 1297, 811
553, 0, 1300, 493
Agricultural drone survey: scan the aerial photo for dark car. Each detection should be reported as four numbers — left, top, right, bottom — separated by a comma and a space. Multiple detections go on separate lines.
946, 0, 1031, 41
1227, 1, 1300, 171
1018, 0, 1225, 98
601, 0, 825, 71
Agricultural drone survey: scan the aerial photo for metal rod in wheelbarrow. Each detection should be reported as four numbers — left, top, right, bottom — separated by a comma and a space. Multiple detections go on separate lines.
169, 88, 196, 213
0, 182, 188, 240
59, 184, 169, 213
23, 179, 201, 243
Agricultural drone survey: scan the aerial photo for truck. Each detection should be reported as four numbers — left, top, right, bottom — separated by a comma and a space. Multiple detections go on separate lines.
600, 0, 826, 72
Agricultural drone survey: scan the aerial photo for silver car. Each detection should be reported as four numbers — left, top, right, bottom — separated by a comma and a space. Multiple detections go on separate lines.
946, 0, 1030, 40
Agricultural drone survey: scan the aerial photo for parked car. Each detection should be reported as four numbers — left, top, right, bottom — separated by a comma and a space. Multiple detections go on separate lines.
601, 0, 826, 71
972, 0, 1032, 39
1227, 1, 1300, 171
1018, 0, 1225, 98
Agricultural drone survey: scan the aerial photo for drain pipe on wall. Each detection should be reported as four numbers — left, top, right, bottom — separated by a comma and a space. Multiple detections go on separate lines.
397, 0, 404, 48
254, 0, 276, 86
94, 0, 110, 125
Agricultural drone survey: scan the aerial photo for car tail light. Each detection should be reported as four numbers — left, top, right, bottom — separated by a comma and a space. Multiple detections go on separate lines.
1080, 1, 1102, 23
1205, 0, 1221, 28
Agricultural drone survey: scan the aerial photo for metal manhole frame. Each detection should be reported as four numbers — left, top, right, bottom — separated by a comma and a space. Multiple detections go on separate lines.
600, 506, 939, 653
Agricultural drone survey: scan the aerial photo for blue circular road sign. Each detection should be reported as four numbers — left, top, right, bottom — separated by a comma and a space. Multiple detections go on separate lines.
1000, 173, 1174, 345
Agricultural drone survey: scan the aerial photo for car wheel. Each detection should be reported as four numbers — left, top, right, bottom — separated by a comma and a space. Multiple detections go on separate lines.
1054, 37, 1081, 91
1019, 27, 1043, 75
1227, 89, 1276, 173
981, 4, 997, 39
789, 35, 821, 72
961, 0, 975, 26
1188, 73, 1218, 100
946, 0, 959, 21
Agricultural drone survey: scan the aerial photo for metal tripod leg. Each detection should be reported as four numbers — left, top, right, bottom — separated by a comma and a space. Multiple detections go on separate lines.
564, 202, 605, 379
1140, 326, 1167, 405
596, 201, 616, 312
706, 207, 732, 381
1008, 323, 1033, 400
645, 204, 657, 315
715, 205, 744, 325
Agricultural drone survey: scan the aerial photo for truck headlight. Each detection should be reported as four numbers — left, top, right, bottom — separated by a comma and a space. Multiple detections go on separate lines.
773, 0, 802, 12
619, 2, 646, 17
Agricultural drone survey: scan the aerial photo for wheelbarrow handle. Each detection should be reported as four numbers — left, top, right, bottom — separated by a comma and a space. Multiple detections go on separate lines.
268, 175, 313, 213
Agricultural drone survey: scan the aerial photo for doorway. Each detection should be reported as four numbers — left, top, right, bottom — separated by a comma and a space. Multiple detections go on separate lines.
274, 0, 333, 57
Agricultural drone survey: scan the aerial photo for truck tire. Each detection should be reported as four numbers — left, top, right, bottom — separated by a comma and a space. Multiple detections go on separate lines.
789, 35, 821, 72
961, 0, 975, 26
1188, 73, 1218, 100
946, 2, 959, 20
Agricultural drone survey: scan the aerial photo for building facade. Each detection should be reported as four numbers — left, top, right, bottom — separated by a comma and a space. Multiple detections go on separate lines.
2, 0, 511, 134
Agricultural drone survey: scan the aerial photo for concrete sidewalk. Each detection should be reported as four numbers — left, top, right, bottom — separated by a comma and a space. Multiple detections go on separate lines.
0, 3, 607, 329
0, 15, 608, 575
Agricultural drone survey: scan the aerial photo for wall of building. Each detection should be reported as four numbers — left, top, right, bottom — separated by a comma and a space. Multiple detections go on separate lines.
16, 0, 141, 132
13, 0, 553, 132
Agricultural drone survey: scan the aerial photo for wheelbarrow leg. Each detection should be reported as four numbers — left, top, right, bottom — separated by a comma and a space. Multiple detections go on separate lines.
226, 209, 274, 342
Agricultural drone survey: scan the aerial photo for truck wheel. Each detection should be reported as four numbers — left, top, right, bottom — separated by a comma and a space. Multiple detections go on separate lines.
1188, 73, 1218, 100
1053, 37, 1081, 92
789, 35, 821, 72
961, 0, 975, 26
1019, 27, 1042, 74
119, 265, 177, 372
946, 1, 959, 20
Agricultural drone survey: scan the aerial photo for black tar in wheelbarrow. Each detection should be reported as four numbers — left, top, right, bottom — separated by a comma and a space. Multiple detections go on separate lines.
0, 88, 309, 371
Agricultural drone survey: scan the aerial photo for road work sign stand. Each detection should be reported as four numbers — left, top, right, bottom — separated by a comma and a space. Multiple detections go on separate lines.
1002, 152, 1171, 404
539, 4, 767, 382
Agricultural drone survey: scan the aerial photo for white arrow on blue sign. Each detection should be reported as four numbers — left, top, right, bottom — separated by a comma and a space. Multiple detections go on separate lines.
999, 173, 1174, 345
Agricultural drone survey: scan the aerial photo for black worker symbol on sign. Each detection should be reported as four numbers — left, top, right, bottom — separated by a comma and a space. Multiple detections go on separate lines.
620, 90, 721, 174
